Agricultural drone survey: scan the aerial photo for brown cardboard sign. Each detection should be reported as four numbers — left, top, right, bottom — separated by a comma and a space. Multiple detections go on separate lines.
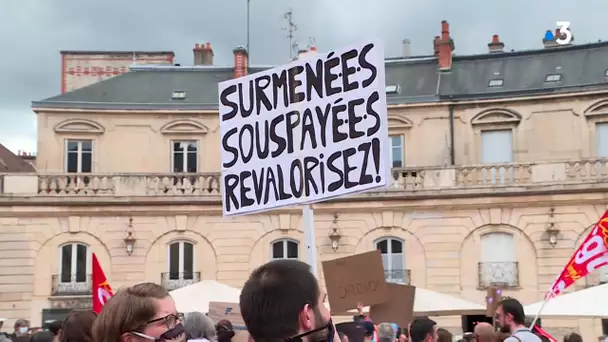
207, 302, 246, 330
369, 283, 416, 327
322, 250, 389, 313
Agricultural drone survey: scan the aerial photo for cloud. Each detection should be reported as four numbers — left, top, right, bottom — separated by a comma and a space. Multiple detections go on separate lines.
1, 0, 605, 152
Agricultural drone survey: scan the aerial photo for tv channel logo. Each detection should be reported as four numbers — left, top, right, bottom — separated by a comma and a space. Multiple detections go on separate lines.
545, 21, 572, 45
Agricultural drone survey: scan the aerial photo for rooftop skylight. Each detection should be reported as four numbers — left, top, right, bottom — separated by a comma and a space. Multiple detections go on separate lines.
171, 91, 187, 100
545, 74, 562, 82
488, 79, 504, 87
385, 85, 401, 94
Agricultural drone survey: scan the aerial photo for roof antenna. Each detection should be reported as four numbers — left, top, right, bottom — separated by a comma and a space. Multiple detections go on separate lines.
282, 9, 298, 59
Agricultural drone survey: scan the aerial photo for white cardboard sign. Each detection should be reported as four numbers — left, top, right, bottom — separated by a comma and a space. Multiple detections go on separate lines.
218, 40, 389, 216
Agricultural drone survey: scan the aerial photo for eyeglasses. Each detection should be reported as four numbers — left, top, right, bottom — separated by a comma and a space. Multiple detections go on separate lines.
146, 313, 184, 329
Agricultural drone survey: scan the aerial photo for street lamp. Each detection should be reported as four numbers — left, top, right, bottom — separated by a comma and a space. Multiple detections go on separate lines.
546, 207, 560, 247
124, 217, 136, 256
328, 213, 342, 252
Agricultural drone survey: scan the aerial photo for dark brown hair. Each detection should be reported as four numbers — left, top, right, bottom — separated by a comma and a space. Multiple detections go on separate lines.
437, 328, 452, 342
60, 310, 97, 342
92, 282, 170, 342
564, 333, 583, 342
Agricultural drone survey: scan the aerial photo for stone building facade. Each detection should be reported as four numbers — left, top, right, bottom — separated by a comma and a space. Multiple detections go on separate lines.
1, 21, 607, 340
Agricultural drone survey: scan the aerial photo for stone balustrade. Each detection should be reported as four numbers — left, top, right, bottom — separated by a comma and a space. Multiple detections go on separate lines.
0, 158, 606, 199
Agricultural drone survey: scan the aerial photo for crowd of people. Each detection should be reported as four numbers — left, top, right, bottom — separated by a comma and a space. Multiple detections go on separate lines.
0, 259, 599, 342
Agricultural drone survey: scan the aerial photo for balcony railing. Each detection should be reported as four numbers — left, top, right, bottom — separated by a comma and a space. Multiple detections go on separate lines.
0, 158, 606, 198
51, 274, 92, 296
478, 262, 519, 288
384, 269, 411, 285
161, 272, 201, 290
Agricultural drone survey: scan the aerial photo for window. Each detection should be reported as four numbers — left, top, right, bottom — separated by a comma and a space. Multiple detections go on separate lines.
479, 232, 517, 287
168, 241, 195, 280
59, 243, 89, 284
545, 74, 562, 82
271, 239, 299, 260
385, 85, 400, 94
375, 237, 406, 283
597, 123, 608, 158
604, 69, 608, 77
481, 130, 514, 184
172, 91, 187, 100
488, 79, 504, 87
172, 141, 198, 172
66, 140, 92, 173
389, 135, 404, 168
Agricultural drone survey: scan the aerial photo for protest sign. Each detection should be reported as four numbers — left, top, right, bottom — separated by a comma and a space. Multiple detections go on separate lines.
208, 301, 246, 330
322, 250, 389, 313
218, 40, 389, 216
369, 283, 415, 327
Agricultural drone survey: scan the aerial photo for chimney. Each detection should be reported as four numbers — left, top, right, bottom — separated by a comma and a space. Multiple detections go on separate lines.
488, 34, 504, 53
233, 46, 248, 78
402, 39, 411, 57
193, 42, 214, 65
433, 20, 455, 70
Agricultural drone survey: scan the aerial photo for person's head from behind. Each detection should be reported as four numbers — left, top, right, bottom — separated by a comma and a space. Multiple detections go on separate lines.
378, 323, 396, 342
473, 323, 493, 342
361, 322, 375, 342
409, 318, 437, 342
495, 298, 525, 334
183, 312, 216, 342
92, 282, 185, 342
240, 260, 333, 342
436, 328, 452, 342
59, 310, 97, 342
30, 331, 55, 342
47, 321, 62, 337
564, 333, 583, 342
215, 320, 235, 342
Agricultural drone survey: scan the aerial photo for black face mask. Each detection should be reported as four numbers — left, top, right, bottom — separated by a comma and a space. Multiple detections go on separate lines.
285, 319, 334, 342
134, 323, 186, 342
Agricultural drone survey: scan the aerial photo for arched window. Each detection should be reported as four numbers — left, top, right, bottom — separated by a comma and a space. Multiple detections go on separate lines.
479, 232, 517, 287
375, 237, 407, 284
55, 243, 90, 295
168, 241, 195, 281
271, 239, 299, 260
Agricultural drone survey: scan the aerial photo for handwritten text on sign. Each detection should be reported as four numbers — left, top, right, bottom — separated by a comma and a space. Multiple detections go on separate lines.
550, 210, 608, 296
218, 40, 389, 216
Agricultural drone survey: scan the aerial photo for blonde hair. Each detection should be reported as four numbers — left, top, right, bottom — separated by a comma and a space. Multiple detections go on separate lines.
92, 283, 170, 342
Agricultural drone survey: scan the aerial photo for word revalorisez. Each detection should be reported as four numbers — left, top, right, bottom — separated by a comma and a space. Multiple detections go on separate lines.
218, 41, 388, 215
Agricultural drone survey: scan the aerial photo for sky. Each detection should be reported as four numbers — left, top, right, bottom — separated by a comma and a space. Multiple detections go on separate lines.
0, 0, 606, 154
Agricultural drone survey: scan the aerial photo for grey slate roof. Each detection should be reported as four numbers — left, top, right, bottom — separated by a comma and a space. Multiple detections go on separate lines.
33, 41, 608, 110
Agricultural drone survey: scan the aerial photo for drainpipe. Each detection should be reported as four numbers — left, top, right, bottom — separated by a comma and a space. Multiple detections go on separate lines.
448, 97, 455, 165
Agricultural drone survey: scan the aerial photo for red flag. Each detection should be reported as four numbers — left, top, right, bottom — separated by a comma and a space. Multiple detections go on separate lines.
532, 326, 558, 342
548, 210, 608, 297
92, 253, 114, 314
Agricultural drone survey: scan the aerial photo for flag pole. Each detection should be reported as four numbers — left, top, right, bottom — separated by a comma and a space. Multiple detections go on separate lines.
246, 0, 250, 67
529, 287, 555, 328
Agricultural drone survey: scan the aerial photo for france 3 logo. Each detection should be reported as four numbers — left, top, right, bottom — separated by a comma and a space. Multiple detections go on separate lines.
545, 21, 572, 45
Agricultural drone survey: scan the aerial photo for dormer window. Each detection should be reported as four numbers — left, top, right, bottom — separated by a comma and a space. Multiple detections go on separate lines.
172, 91, 187, 100
488, 79, 504, 87
545, 74, 562, 82
385, 85, 400, 94
604, 69, 608, 77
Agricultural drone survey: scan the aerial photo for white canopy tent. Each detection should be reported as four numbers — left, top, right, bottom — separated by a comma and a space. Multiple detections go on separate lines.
524, 283, 608, 318
170, 280, 241, 313
329, 287, 485, 317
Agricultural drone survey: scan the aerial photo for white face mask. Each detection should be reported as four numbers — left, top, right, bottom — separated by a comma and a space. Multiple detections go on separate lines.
18, 327, 28, 334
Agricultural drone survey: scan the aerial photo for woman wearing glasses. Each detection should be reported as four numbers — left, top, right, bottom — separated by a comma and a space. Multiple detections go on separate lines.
93, 283, 186, 342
